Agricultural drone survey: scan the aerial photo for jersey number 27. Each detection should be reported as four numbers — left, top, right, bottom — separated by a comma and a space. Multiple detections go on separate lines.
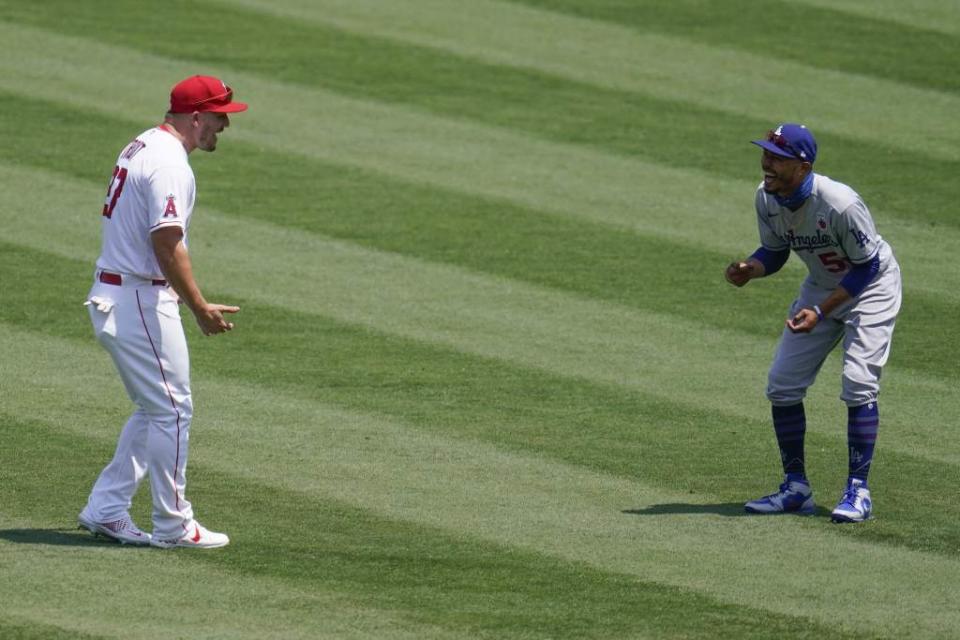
102, 165, 128, 219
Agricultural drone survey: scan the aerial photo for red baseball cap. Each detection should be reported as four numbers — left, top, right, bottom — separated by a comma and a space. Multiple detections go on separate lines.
169, 75, 248, 114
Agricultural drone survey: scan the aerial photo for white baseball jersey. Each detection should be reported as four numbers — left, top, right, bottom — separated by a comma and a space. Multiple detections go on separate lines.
96, 127, 195, 279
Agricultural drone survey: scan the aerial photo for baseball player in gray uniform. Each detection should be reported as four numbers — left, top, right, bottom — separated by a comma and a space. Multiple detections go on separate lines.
78, 75, 247, 548
726, 123, 901, 523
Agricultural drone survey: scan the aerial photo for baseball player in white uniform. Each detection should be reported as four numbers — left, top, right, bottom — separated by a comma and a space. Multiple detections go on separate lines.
726, 124, 901, 523
78, 75, 247, 548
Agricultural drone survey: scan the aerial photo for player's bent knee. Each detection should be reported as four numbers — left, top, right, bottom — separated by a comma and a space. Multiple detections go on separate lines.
841, 364, 881, 407
840, 378, 879, 407
141, 397, 193, 427
766, 371, 807, 406
766, 386, 806, 406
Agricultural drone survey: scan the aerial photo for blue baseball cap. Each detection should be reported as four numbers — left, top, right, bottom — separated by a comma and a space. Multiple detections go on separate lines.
751, 123, 817, 163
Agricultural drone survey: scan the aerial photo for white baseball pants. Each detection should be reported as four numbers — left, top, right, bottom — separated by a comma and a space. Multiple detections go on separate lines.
83, 272, 194, 539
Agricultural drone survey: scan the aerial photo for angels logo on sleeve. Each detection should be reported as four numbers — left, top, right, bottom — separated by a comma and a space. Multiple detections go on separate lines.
163, 194, 179, 218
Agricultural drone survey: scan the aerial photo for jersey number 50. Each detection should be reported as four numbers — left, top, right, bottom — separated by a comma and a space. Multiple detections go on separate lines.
102, 165, 128, 219
818, 251, 850, 274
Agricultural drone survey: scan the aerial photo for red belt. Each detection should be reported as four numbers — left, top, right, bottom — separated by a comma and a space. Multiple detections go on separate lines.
99, 271, 168, 287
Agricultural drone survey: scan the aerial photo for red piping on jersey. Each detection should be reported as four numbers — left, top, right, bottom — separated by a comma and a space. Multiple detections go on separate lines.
136, 290, 189, 537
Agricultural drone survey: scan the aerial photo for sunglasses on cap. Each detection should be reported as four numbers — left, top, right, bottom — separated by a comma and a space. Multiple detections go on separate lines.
765, 130, 803, 159
169, 75, 248, 114
192, 86, 233, 108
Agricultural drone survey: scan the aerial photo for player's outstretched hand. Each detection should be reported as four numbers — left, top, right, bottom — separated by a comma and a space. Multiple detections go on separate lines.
195, 303, 240, 336
725, 261, 753, 287
786, 308, 818, 334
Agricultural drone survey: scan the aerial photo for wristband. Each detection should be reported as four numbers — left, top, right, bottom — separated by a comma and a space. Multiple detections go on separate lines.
813, 305, 824, 321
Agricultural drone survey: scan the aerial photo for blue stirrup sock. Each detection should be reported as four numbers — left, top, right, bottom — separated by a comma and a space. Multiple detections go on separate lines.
848, 402, 879, 484
772, 403, 806, 479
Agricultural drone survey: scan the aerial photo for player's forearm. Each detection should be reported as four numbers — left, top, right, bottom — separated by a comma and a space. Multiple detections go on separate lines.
733, 257, 766, 281
749, 246, 790, 277
153, 235, 207, 313
744, 257, 767, 279
817, 257, 878, 318
817, 286, 852, 317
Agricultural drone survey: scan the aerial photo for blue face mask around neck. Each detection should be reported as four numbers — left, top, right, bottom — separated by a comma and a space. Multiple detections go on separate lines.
774, 171, 814, 210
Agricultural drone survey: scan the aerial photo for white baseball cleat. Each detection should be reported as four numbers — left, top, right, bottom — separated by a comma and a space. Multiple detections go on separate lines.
744, 477, 815, 515
151, 522, 230, 549
78, 511, 152, 545
830, 478, 872, 523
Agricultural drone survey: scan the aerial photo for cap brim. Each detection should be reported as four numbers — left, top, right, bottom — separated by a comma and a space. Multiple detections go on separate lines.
204, 102, 248, 113
751, 140, 799, 159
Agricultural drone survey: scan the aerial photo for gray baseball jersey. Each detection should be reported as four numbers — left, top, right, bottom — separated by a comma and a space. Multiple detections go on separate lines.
755, 173, 899, 322
756, 174, 902, 406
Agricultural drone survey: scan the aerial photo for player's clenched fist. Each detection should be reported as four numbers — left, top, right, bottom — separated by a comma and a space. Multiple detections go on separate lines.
725, 260, 754, 287
786, 307, 819, 334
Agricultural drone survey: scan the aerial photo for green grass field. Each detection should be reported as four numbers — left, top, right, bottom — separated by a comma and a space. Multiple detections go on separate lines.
1, 1, 958, 638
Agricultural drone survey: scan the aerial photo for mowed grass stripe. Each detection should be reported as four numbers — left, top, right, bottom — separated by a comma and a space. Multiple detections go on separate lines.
0, 77, 957, 338
1, 22, 958, 301
0, 618, 111, 640
0, 21, 771, 253
2, 418, 868, 640
6, 164, 960, 468
0, 113, 950, 405
0, 91, 951, 382
208, 0, 960, 160
2, 2, 957, 233
4, 242, 957, 559
0, 89, 797, 340
0, 511, 454, 640
2, 164, 957, 467
2, 327, 957, 639
509, 0, 960, 94
1, 7, 955, 640
0, 550, 462, 640
796, 0, 960, 37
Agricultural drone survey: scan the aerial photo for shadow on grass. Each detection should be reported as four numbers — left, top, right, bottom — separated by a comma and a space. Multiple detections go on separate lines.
0, 528, 133, 547
623, 503, 833, 518
623, 502, 749, 517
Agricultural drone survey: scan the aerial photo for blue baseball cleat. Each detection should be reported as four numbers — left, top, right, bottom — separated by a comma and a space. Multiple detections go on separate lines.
830, 478, 872, 523
745, 477, 815, 515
